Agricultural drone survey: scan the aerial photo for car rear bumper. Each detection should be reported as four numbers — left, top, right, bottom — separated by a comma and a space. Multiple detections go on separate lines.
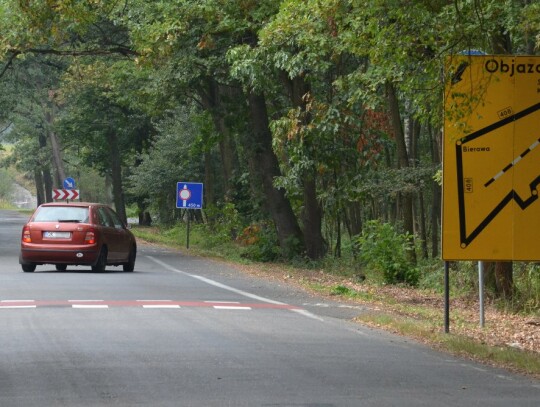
20, 244, 100, 265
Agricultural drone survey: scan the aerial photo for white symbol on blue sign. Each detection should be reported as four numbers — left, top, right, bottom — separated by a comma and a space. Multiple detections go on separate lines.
176, 182, 203, 209
63, 177, 76, 190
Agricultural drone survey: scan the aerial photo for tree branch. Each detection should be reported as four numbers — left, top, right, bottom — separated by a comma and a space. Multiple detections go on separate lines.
0, 51, 21, 78
24, 46, 139, 58
0, 45, 139, 80
0, 122, 13, 136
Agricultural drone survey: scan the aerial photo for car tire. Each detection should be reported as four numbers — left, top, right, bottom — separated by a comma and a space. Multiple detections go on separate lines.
92, 247, 108, 272
22, 264, 36, 273
123, 245, 136, 272
55, 264, 67, 272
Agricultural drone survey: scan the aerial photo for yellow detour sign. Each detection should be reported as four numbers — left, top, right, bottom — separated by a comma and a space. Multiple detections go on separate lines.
443, 55, 540, 261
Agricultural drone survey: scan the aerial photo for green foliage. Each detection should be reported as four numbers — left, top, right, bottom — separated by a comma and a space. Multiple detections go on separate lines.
77, 169, 111, 204
356, 220, 419, 286
501, 263, 540, 314
239, 222, 280, 262
0, 167, 14, 200
126, 107, 206, 224
202, 203, 243, 245
330, 285, 353, 296
1, 0, 539, 312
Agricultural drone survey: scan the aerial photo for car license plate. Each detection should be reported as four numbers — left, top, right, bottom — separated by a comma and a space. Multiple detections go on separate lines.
43, 231, 71, 239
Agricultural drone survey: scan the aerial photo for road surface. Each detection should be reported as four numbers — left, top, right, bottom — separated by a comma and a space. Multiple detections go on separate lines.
0, 209, 538, 406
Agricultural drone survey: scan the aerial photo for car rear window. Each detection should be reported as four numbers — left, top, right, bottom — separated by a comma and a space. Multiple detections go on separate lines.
33, 206, 90, 223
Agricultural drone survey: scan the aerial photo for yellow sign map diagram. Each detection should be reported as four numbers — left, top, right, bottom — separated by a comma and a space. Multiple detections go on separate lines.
443, 55, 540, 261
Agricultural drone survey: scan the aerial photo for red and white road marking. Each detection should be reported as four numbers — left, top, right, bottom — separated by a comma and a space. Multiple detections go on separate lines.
0, 299, 302, 311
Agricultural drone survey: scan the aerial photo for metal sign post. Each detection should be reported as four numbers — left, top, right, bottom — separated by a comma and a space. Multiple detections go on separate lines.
444, 262, 450, 333
186, 213, 190, 249
479, 261, 485, 328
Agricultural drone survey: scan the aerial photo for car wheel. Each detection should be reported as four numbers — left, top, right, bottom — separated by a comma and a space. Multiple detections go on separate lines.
22, 264, 36, 273
92, 247, 108, 272
123, 245, 136, 272
55, 264, 67, 271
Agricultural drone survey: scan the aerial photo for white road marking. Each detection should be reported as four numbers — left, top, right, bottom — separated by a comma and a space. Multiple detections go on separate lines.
0, 305, 36, 309
146, 256, 286, 305
146, 256, 322, 321
72, 304, 109, 309
213, 306, 251, 310
142, 305, 181, 309
291, 309, 324, 321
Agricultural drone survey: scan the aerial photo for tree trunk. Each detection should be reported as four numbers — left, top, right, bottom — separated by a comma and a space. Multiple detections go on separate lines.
418, 191, 429, 259
410, 118, 427, 258
484, 261, 514, 299
43, 169, 53, 203
199, 80, 238, 199
431, 180, 441, 258
386, 82, 416, 263
282, 73, 325, 259
430, 124, 442, 258
204, 150, 215, 206
303, 175, 325, 259
34, 169, 45, 206
106, 131, 127, 223
45, 109, 66, 186
138, 207, 152, 226
38, 133, 53, 202
247, 91, 304, 257
487, 27, 514, 297
495, 262, 514, 299
345, 201, 363, 238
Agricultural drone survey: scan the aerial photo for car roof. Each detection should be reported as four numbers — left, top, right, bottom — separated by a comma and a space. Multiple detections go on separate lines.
38, 202, 109, 208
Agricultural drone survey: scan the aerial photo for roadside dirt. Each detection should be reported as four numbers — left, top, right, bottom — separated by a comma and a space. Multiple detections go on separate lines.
231, 261, 539, 356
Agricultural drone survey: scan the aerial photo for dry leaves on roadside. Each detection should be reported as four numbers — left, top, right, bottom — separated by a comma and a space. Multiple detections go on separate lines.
232, 261, 539, 355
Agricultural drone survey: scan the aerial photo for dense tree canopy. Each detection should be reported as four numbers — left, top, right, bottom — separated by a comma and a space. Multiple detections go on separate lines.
1, 0, 539, 279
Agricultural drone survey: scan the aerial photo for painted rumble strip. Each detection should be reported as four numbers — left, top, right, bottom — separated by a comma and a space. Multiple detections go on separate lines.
0, 300, 36, 309
0, 300, 295, 310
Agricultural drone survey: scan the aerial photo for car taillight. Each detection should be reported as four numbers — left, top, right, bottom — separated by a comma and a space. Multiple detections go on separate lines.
85, 230, 96, 244
22, 227, 32, 243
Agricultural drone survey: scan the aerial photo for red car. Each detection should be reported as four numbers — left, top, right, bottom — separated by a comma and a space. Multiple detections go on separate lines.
19, 202, 137, 273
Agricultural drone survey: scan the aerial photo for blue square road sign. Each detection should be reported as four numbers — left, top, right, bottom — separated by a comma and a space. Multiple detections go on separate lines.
176, 182, 203, 209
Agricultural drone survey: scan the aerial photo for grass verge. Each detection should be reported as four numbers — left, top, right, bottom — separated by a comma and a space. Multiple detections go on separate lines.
356, 312, 540, 378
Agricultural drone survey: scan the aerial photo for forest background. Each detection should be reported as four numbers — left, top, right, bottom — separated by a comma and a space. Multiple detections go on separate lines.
0, 0, 539, 345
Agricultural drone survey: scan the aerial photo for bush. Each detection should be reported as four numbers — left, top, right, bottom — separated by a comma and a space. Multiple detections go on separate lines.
238, 222, 280, 262
356, 220, 419, 286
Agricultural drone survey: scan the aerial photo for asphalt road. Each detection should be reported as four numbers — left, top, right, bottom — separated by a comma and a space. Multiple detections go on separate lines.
1, 209, 538, 406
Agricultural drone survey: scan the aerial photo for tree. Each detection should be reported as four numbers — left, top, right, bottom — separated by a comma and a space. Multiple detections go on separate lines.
58, 60, 155, 223
0, 54, 70, 202
122, 0, 306, 257
1, 0, 537, 273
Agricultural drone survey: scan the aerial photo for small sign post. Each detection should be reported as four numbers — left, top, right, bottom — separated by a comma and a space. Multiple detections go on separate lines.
176, 182, 204, 248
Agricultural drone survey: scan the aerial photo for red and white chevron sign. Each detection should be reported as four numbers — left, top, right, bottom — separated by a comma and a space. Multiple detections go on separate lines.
52, 189, 80, 200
